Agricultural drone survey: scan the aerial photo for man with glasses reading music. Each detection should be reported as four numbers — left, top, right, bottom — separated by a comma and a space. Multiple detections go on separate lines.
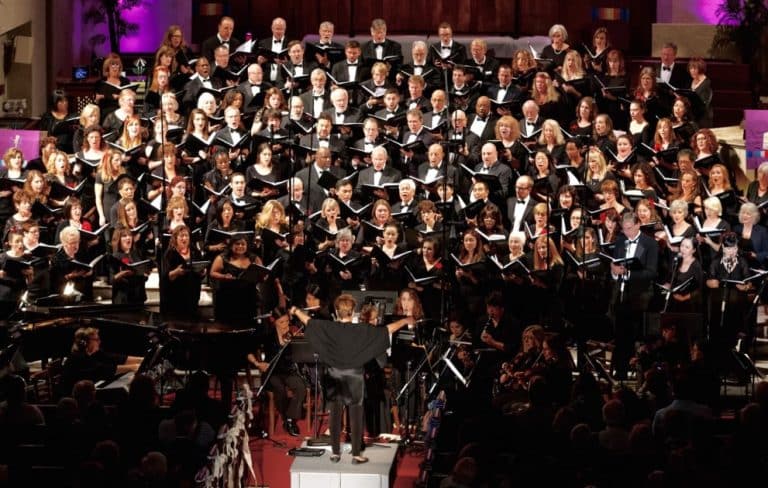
609, 212, 658, 380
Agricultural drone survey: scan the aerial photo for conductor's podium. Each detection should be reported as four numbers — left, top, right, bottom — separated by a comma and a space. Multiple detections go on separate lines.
289, 440, 398, 488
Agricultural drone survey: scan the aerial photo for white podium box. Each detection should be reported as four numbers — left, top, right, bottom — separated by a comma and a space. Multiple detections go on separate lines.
289, 442, 398, 488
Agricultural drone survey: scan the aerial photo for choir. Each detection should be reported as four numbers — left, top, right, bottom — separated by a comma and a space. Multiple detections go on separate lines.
1, 15, 761, 443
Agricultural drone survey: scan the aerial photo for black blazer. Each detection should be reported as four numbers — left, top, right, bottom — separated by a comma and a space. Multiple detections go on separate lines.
427, 41, 467, 68
506, 196, 536, 231
612, 231, 659, 293
330, 60, 371, 83
357, 165, 402, 189
201, 36, 241, 66
362, 39, 403, 66
467, 114, 499, 142
657, 62, 691, 89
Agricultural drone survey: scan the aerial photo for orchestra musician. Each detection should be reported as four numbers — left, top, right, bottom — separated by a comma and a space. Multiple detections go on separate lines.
60, 327, 142, 397
247, 309, 306, 437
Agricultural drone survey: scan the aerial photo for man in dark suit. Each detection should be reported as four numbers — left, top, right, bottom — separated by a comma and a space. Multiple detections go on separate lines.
422, 90, 449, 135
276, 176, 308, 219
356, 146, 402, 203
298, 114, 344, 158
400, 109, 434, 176
519, 100, 543, 139
417, 144, 460, 196
397, 41, 442, 94
448, 67, 481, 114
299, 68, 332, 118
505, 174, 535, 232
257, 18, 288, 85
323, 87, 363, 125
182, 57, 223, 110
467, 39, 500, 85
238, 63, 273, 112
475, 142, 513, 205
486, 65, 523, 118
373, 89, 406, 139
201, 16, 240, 65
361, 18, 403, 81
323, 88, 363, 149
445, 110, 481, 174
427, 22, 467, 70
213, 106, 250, 172
610, 212, 659, 379
360, 63, 395, 114
348, 117, 390, 172
330, 40, 370, 85
657, 42, 692, 88
294, 146, 347, 213
402, 74, 432, 113
467, 96, 498, 143
390, 178, 421, 222
282, 42, 319, 95
307, 21, 345, 69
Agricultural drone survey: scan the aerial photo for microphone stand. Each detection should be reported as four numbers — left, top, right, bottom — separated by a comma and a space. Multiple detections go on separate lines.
663, 254, 680, 314
620, 240, 630, 304
158, 110, 168, 315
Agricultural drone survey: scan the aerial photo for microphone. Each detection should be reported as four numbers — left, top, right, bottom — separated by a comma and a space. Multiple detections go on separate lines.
673, 252, 682, 264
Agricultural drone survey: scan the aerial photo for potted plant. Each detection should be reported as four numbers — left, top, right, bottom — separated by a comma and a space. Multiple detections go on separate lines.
712, 0, 768, 101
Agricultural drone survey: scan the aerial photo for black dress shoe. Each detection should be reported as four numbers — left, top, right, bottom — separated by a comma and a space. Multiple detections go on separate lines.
330, 454, 341, 463
284, 419, 300, 437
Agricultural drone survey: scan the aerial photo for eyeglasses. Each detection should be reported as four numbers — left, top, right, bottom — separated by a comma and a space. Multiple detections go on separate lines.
516, 186, 531, 190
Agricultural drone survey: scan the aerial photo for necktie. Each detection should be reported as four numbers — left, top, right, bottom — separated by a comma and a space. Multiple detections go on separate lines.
273, 39, 283, 44
347, 62, 357, 66
202, 78, 210, 82
517, 199, 526, 205
337, 112, 345, 117
374, 42, 384, 47
477, 116, 487, 122
662, 66, 671, 71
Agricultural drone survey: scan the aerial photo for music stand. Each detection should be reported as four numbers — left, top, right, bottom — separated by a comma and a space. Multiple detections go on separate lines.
289, 338, 329, 445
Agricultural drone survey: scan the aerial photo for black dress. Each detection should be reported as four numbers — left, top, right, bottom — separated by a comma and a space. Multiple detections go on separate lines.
665, 258, 703, 314
161, 248, 203, 317
212, 259, 260, 323
110, 250, 148, 305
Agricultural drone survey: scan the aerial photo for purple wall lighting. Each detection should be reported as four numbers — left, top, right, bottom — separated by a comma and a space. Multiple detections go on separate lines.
119, 0, 163, 53
695, 0, 729, 25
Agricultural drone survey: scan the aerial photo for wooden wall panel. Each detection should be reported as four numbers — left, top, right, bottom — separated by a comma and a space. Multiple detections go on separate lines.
473, 0, 518, 35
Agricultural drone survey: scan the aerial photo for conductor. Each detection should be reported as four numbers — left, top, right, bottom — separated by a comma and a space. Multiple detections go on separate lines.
290, 294, 414, 464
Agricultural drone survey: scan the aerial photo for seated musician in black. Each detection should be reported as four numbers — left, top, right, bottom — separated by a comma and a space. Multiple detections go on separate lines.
290, 294, 414, 464
247, 309, 306, 437
60, 326, 142, 396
